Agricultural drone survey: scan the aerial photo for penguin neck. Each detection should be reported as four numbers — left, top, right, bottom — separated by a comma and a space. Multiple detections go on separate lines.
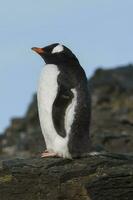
44, 59, 80, 66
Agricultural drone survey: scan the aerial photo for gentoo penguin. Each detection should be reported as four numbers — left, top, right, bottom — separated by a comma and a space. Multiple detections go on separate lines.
32, 43, 92, 158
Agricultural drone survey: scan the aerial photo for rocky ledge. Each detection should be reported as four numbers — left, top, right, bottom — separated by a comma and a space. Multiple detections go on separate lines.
0, 153, 133, 200
1, 64, 133, 157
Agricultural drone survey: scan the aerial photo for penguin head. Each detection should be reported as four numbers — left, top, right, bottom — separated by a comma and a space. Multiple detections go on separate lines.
31, 43, 79, 65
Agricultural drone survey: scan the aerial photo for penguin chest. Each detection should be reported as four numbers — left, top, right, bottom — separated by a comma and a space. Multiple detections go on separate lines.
37, 64, 60, 148
37, 64, 77, 158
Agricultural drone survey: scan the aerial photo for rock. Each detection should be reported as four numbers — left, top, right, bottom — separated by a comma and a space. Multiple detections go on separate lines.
0, 153, 133, 200
1, 64, 133, 157
89, 64, 133, 153
0, 94, 44, 157
1, 64, 133, 199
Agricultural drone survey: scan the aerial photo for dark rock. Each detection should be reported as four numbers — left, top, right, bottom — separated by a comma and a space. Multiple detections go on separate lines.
0, 154, 133, 200
1, 64, 133, 199
89, 64, 133, 153
0, 64, 133, 158
0, 94, 44, 157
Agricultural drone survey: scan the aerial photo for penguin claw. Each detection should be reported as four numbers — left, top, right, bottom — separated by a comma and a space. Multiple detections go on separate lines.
41, 152, 58, 158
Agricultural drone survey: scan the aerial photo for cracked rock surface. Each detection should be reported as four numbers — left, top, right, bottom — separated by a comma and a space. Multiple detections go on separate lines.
0, 153, 133, 200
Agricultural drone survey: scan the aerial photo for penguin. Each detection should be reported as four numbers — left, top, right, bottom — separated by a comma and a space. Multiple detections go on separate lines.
31, 43, 92, 159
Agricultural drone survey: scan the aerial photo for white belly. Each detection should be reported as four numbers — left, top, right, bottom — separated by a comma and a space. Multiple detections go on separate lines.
37, 64, 75, 158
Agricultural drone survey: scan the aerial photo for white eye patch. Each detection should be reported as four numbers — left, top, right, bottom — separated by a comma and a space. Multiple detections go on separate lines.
52, 44, 64, 54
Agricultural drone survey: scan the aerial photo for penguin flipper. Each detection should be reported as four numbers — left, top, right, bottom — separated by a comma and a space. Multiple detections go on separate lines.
52, 84, 74, 138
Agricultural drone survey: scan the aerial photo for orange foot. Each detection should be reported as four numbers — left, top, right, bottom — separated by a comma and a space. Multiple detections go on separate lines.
41, 150, 58, 158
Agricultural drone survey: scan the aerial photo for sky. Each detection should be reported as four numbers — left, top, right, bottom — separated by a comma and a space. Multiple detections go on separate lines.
0, 0, 133, 133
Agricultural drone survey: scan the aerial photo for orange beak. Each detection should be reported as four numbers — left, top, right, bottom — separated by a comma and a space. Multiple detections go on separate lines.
31, 47, 44, 54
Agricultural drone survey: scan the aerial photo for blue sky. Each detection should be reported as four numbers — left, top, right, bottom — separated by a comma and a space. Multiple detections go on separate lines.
0, 0, 133, 133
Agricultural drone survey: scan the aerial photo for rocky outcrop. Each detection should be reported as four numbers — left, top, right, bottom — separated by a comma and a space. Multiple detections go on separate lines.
0, 64, 133, 199
90, 64, 133, 153
0, 64, 133, 157
0, 153, 133, 200
0, 95, 44, 157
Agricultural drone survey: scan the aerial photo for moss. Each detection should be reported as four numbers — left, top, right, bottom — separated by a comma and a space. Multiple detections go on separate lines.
0, 175, 12, 183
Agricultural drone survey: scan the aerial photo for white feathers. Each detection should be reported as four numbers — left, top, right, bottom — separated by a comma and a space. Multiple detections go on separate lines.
52, 44, 64, 54
37, 64, 59, 151
65, 89, 77, 135
37, 64, 77, 158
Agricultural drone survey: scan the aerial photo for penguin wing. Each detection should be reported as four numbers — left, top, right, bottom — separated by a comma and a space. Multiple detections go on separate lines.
52, 83, 74, 138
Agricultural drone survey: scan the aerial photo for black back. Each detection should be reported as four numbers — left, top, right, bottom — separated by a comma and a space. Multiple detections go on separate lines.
52, 61, 92, 157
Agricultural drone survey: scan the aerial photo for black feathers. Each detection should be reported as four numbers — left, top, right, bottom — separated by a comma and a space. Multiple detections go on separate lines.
52, 84, 74, 138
